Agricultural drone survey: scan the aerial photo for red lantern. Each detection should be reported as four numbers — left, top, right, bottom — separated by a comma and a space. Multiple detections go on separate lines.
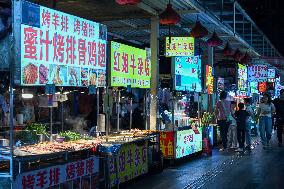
190, 20, 208, 38
233, 48, 243, 61
240, 52, 252, 65
115, 0, 142, 5
222, 42, 233, 57
159, 3, 180, 25
207, 31, 223, 47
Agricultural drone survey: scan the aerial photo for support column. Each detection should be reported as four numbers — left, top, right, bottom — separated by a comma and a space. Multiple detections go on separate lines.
150, 16, 159, 130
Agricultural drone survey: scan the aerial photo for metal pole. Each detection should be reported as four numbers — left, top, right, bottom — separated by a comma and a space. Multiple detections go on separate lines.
129, 98, 132, 130
198, 92, 201, 126
233, 1, 236, 34
50, 107, 53, 142
61, 101, 64, 132
106, 87, 109, 141
221, 0, 223, 22
97, 88, 100, 128
117, 90, 120, 131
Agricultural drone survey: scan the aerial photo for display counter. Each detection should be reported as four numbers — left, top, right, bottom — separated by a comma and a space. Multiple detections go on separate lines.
160, 125, 202, 159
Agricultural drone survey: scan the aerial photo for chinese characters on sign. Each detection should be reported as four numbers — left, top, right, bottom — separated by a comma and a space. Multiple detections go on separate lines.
248, 65, 268, 82
258, 82, 267, 93
206, 65, 214, 94
250, 82, 259, 94
267, 68, 276, 82
176, 128, 202, 159
20, 2, 107, 87
109, 141, 148, 187
111, 41, 151, 88
165, 37, 194, 57
160, 132, 175, 158
275, 77, 283, 97
14, 157, 99, 189
174, 56, 202, 92
237, 64, 248, 96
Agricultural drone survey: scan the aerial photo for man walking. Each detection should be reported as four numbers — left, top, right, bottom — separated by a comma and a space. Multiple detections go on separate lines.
273, 89, 284, 147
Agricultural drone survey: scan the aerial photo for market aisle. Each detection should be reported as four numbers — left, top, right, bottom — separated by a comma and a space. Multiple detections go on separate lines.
124, 135, 284, 189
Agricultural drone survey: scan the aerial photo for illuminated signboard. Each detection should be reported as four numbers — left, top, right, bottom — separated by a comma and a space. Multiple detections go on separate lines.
160, 131, 175, 158
258, 82, 267, 93
268, 68, 276, 79
238, 64, 248, 94
174, 56, 202, 92
248, 65, 268, 82
275, 77, 283, 97
20, 1, 107, 87
250, 82, 259, 94
206, 65, 214, 94
165, 37, 194, 57
110, 41, 151, 88
175, 127, 202, 159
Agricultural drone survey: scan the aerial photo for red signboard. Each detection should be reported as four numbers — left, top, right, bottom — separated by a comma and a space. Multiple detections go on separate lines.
258, 82, 267, 93
160, 131, 175, 158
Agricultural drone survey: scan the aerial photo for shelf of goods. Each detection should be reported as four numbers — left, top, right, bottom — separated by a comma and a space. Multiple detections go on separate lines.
97, 130, 160, 188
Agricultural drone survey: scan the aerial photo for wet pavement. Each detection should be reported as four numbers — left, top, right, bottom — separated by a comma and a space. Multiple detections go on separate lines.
124, 133, 284, 189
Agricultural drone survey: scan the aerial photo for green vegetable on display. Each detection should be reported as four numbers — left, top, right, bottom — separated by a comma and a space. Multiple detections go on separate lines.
59, 131, 82, 141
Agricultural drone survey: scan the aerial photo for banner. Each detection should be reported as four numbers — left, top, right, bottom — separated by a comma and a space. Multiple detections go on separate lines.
206, 65, 214, 94
108, 141, 148, 187
20, 1, 107, 87
250, 82, 259, 94
160, 131, 175, 158
248, 65, 268, 82
176, 128, 202, 159
238, 64, 248, 95
110, 41, 151, 88
174, 56, 202, 92
165, 37, 194, 57
14, 157, 99, 189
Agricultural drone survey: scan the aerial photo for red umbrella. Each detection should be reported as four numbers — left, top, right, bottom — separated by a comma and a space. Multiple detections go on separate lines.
159, 3, 180, 25
222, 42, 233, 57
207, 31, 223, 47
190, 20, 208, 38
115, 0, 142, 5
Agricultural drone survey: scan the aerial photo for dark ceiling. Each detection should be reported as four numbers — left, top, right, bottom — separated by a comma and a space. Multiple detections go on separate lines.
239, 0, 284, 56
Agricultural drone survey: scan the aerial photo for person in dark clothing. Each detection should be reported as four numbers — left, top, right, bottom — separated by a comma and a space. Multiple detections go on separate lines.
273, 89, 284, 147
235, 103, 249, 152
132, 99, 145, 130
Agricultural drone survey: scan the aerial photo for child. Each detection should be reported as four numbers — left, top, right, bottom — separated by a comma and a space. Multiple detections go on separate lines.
235, 103, 249, 152
227, 101, 238, 148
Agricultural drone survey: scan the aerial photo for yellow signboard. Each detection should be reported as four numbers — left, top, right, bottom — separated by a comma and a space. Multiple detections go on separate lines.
165, 37, 194, 57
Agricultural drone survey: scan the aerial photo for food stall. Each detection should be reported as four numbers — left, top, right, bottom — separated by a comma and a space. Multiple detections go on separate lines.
97, 41, 161, 188
159, 41, 203, 159
0, 1, 108, 188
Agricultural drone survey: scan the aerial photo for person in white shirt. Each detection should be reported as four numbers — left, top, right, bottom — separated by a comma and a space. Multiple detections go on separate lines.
257, 93, 276, 148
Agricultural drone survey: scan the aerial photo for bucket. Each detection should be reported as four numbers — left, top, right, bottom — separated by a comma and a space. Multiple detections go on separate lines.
16, 114, 23, 125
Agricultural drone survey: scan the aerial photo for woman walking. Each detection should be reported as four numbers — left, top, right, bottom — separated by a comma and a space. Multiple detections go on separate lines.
214, 91, 232, 151
257, 93, 275, 148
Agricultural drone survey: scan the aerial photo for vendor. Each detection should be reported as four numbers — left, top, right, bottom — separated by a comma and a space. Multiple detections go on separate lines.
132, 99, 145, 130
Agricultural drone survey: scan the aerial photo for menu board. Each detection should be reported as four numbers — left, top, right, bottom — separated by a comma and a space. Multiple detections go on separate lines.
205, 65, 214, 94
250, 82, 259, 94
248, 65, 268, 82
268, 68, 276, 79
258, 82, 267, 93
110, 41, 151, 88
238, 64, 248, 94
20, 1, 107, 87
173, 56, 202, 92
165, 37, 194, 57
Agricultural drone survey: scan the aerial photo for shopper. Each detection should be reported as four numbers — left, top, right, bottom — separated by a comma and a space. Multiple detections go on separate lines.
214, 91, 231, 151
227, 101, 238, 149
273, 89, 284, 147
244, 98, 254, 150
257, 93, 276, 148
235, 103, 249, 152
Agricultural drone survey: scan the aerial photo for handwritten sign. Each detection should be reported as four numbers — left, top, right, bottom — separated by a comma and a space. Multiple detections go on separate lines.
108, 141, 148, 187
110, 41, 151, 88
248, 65, 268, 82
20, 1, 107, 87
174, 56, 202, 92
165, 37, 194, 57
14, 157, 99, 189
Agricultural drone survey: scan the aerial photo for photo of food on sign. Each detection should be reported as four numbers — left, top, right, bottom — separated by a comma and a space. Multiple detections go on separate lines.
22, 63, 39, 85
81, 68, 89, 86
97, 70, 106, 87
89, 69, 97, 86
50, 65, 67, 85
39, 64, 49, 84
69, 67, 80, 86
